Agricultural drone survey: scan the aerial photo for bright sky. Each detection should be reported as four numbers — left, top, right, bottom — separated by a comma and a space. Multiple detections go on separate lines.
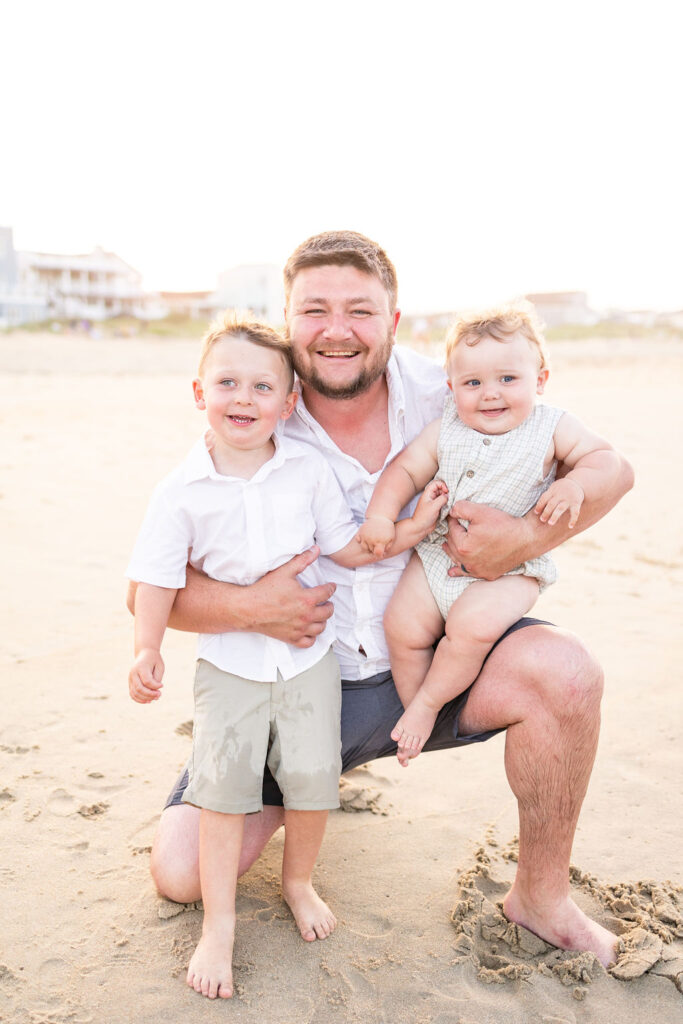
1, 0, 680, 314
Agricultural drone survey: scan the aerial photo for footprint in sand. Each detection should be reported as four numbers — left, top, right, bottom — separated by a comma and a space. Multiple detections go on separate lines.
345, 911, 394, 939
47, 788, 76, 816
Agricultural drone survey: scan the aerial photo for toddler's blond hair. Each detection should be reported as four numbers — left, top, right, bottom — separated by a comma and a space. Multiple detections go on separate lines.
445, 301, 549, 371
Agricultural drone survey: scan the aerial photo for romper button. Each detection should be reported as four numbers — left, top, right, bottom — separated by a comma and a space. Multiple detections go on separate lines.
466, 470, 475, 478
483, 438, 491, 446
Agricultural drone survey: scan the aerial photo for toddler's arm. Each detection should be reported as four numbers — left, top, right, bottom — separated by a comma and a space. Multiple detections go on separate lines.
129, 583, 178, 704
535, 413, 623, 528
334, 479, 449, 568
356, 418, 442, 557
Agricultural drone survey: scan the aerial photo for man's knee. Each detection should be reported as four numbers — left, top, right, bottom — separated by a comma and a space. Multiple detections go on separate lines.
150, 804, 201, 904
517, 626, 604, 712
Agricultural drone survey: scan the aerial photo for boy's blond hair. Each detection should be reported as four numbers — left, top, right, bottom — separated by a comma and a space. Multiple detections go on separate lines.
198, 311, 295, 390
283, 230, 398, 313
445, 302, 549, 371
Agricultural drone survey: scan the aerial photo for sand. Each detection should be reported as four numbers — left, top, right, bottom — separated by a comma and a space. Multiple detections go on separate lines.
1, 330, 681, 1023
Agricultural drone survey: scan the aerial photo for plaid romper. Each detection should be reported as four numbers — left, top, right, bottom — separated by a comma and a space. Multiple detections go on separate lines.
416, 397, 565, 619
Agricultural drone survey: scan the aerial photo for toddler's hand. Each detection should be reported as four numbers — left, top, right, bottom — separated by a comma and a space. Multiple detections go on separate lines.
413, 479, 449, 533
534, 478, 585, 528
357, 515, 396, 558
129, 648, 165, 704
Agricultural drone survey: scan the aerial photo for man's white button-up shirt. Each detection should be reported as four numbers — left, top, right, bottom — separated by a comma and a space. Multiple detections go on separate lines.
285, 346, 447, 680
126, 433, 358, 682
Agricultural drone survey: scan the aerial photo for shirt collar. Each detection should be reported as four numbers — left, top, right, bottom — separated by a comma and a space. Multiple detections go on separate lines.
183, 430, 295, 485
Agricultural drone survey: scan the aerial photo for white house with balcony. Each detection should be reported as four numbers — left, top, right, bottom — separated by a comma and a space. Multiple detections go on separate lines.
0, 227, 168, 325
16, 245, 159, 321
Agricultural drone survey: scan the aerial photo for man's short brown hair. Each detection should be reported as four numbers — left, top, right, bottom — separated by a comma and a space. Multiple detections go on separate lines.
445, 301, 549, 371
198, 311, 295, 390
283, 230, 398, 312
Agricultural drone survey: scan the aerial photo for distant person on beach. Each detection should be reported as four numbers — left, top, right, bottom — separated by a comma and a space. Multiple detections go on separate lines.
127, 230, 633, 972
357, 303, 621, 766
126, 315, 445, 999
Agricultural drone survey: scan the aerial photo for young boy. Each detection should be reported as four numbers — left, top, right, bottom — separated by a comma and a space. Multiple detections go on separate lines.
357, 303, 622, 766
126, 314, 440, 1000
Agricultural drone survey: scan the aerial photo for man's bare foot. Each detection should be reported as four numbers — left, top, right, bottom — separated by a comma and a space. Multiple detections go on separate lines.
391, 694, 439, 767
503, 886, 618, 968
282, 878, 336, 941
186, 918, 235, 999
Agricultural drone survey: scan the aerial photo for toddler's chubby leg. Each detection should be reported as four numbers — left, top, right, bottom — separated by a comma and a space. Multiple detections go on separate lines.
186, 809, 244, 1000
384, 552, 445, 710
282, 810, 336, 941
392, 575, 540, 766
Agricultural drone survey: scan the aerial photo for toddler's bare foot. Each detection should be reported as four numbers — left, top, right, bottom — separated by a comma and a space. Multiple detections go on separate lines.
186, 918, 235, 999
391, 696, 439, 767
282, 878, 336, 941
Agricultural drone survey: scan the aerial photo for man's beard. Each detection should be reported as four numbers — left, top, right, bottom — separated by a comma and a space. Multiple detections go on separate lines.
288, 331, 395, 400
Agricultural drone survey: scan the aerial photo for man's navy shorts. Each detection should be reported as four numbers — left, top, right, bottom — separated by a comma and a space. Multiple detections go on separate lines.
164, 616, 550, 810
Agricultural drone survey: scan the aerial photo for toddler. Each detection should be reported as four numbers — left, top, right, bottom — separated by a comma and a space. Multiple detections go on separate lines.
358, 304, 621, 766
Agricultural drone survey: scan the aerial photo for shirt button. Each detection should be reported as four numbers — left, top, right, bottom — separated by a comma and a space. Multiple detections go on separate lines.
466, 470, 475, 478
483, 438, 491, 446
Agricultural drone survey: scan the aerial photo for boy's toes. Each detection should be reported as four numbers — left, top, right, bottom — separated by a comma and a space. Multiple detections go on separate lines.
313, 911, 336, 939
390, 724, 404, 743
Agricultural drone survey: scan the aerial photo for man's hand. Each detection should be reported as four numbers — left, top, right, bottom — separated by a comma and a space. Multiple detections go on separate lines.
129, 547, 337, 647
129, 648, 164, 704
241, 547, 336, 648
443, 501, 533, 581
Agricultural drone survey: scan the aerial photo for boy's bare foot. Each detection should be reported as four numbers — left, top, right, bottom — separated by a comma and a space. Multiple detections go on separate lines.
503, 886, 618, 968
391, 695, 439, 767
282, 879, 336, 941
186, 918, 236, 999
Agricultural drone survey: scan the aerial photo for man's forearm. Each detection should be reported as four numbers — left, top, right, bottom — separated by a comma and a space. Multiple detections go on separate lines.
127, 569, 248, 634
127, 550, 337, 647
521, 452, 634, 562
167, 567, 247, 634
447, 452, 634, 579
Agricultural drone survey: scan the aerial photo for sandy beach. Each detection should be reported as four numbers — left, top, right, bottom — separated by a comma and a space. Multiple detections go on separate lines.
1, 330, 681, 1024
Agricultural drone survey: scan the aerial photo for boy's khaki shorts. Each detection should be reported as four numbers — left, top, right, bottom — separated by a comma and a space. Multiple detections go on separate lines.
182, 647, 341, 815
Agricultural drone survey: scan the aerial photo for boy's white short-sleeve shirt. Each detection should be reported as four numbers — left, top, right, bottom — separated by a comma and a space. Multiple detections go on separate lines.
126, 432, 358, 681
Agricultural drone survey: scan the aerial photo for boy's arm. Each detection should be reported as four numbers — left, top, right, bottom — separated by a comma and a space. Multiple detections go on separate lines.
126, 547, 337, 648
129, 583, 177, 703
444, 431, 634, 581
